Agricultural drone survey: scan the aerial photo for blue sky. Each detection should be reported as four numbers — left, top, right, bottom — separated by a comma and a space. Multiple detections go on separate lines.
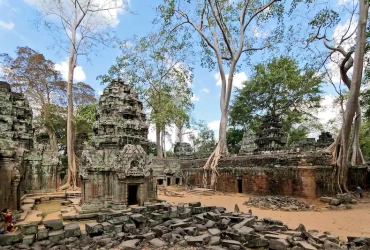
0, 0, 355, 146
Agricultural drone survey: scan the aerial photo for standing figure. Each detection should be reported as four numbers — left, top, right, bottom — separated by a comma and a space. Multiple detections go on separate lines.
1, 208, 13, 230
357, 186, 363, 199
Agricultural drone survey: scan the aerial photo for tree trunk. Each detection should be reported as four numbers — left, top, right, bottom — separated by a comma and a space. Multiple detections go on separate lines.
156, 124, 163, 158
65, 7, 78, 190
162, 127, 166, 158
336, 0, 368, 192
46, 128, 58, 152
351, 105, 365, 165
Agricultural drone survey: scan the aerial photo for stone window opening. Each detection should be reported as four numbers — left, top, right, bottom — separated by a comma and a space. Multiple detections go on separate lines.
157, 179, 164, 185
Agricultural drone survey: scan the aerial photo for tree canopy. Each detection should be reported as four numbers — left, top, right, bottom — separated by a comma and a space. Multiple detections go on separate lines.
230, 56, 323, 135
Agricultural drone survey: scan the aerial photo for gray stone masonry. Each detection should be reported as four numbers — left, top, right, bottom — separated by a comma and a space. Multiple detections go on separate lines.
79, 78, 156, 211
0, 201, 368, 249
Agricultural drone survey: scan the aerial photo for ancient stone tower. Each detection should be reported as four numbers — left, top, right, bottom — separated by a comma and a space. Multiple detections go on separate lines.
254, 114, 287, 152
79, 78, 156, 211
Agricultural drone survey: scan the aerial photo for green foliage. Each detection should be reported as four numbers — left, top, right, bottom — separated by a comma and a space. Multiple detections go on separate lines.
226, 128, 244, 154
360, 120, 370, 161
189, 120, 217, 158
148, 141, 157, 156
230, 56, 323, 137
286, 125, 309, 146
75, 104, 97, 140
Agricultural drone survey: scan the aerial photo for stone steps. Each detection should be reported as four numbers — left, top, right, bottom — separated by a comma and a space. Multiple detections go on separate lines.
187, 188, 215, 196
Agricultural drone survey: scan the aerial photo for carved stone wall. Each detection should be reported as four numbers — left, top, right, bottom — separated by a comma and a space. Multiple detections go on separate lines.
0, 82, 62, 210
79, 79, 156, 211
23, 130, 61, 193
0, 81, 33, 210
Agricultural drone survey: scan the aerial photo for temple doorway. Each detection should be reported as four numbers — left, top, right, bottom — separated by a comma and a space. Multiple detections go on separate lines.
237, 179, 243, 193
128, 184, 139, 205
167, 177, 171, 186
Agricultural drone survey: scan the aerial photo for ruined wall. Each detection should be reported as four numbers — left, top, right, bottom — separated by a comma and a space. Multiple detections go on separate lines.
0, 81, 33, 210
0, 82, 62, 210
152, 153, 368, 198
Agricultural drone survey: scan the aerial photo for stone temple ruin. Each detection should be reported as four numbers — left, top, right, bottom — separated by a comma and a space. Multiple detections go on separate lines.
79, 78, 157, 211
0, 81, 61, 211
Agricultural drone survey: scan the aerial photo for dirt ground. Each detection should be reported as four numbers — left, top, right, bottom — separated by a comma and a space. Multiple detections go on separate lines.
159, 187, 370, 241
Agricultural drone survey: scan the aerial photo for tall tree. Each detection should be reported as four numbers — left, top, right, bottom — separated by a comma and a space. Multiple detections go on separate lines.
99, 29, 194, 158
31, 0, 126, 189
230, 56, 323, 141
158, 0, 285, 188
304, 0, 369, 192
0, 46, 66, 151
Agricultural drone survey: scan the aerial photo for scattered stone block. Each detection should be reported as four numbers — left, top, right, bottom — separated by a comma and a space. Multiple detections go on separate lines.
0, 232, 23, 246
18, 223, 38, 235
124, 223, 137, 233
48, 230, 65, 243
43, 219, 64, 231
149, 238, 168, 247
269, 238, 290, 250
64, 223, 81, 238
22, 234, 35, 245
37, 228, 48, 240
85, 223, 104, 237
117, 239, 140, 250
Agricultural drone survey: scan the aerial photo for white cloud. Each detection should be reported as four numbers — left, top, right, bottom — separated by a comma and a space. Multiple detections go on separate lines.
55, 58, 86, 82
215, 72, 247, 89
201, 88, 209, 94
0, 20, 14, 30
191, 94, 199, 102
207, 120, 220, 130
24, 0, 126, 28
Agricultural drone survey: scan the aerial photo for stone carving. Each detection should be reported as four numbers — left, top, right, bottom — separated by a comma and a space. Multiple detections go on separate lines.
255, 114, 287, 152
174, 142, 193, 159
239, 130, 257, 155
79, 78, 156, 211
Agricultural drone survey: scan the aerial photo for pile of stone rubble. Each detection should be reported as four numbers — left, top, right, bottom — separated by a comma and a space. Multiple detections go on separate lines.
0, 201, 368, 250
243, 196, 316, 211
319, 193, 356, 210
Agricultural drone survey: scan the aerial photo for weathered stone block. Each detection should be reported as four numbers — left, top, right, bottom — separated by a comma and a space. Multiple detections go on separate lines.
85, 223, 104, 237
102, 222, 114, 232
0, 232, 23, 246
117, 239, 140, 250
149, 238, 168, 247
123, 223, 136, 233
22, 234, 35, 245
189, 201, 201, 207
18, 223, 38, 235
114, 225, 123, 233
269, 239, 291, 250
150, 212, 163, 221
64, 223, 81, 238
43, 219, 64, 231
37, 228, 48, 240
48, 230, 65, 243
131, 206, 146, 214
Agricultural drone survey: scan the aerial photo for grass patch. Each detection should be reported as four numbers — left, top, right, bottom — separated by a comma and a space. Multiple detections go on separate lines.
35, 200, 64, 217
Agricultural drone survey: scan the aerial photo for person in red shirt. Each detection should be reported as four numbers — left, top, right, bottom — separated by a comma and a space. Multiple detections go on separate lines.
2, 208, 13, 230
